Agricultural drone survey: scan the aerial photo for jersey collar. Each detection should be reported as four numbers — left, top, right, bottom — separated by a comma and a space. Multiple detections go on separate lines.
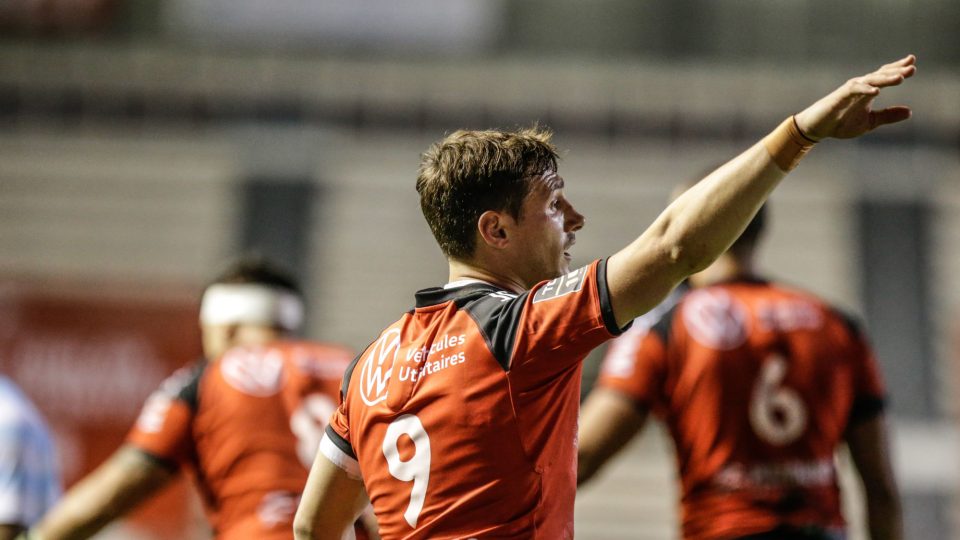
414, 282, 505, 308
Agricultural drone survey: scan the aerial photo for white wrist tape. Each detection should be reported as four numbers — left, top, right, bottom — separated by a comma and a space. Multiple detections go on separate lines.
199, 284, 304, 331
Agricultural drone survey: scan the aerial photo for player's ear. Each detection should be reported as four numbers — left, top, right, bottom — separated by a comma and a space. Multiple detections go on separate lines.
477, 210, 511, 250
223, 323, 243, 353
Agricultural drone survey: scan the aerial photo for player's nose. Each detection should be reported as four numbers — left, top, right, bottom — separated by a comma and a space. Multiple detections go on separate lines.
565, 201, 585, 232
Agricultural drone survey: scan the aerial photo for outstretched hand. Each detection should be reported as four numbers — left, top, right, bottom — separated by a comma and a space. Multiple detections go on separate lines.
795, 55, 916, 141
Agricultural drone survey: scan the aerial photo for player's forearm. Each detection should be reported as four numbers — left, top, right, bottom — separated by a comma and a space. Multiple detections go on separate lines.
865, 491, 903, 540
644, 142, 783, 275
30, 485, 126, 540
577, 389, 648, 486
32, 448, 173, 540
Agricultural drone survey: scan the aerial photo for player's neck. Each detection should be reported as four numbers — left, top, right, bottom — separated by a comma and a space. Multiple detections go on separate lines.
447, 259, 527, 294
690, 254, 756, 287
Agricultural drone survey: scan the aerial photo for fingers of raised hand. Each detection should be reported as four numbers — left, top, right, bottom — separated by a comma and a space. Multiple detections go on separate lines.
866, 58, 916, 84
869, 105, 913, 129
844, 65, 914, 98
843, 78, 881, 98
879, 54, 917, 71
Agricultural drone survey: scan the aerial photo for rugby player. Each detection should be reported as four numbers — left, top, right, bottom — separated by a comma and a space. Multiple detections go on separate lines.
578, 202, 902, 540
27, 258, 374, 539
295, 56, 916, 540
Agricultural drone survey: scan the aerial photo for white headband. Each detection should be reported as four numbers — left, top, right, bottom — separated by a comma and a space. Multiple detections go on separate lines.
199, 284, 304, 331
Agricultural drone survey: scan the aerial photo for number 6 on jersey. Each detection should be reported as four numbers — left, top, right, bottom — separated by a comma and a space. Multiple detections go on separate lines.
749, 354, 808, 446
382, 414, 431, 528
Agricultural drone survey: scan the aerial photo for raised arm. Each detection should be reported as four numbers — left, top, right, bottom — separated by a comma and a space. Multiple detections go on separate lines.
29, 446, 175, 540
607, 55, 916, 327
846, 415, 903, 540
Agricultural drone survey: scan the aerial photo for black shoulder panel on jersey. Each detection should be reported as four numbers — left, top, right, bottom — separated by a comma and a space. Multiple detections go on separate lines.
650, 303, 680, 345
176, 361, 208, 413
340, 347, 369, 399
835, 307, 867, 339
461, 288, 530, 372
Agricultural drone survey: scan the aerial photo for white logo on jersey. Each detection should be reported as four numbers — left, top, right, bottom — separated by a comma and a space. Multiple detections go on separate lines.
257, 490, 299, 527
532, 265, 588, 303
360, 328, 400, 406
220, 348, 284, 397
487, 291, 517, 302
135, 393, 173, 434
682, 288, 749, 350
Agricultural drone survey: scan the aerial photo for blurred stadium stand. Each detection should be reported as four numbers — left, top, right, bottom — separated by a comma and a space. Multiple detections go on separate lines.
0, 1, 958, 538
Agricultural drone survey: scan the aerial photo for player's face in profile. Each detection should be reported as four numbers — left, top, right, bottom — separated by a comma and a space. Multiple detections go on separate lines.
513, 170, 584, 284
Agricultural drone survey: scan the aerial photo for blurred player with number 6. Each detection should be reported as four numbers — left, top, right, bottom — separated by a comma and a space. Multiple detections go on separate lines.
578, 199, 902, 540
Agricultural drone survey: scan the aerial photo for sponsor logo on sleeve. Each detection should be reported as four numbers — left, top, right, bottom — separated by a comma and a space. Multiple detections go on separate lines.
135, 393, 173, 433
359, 328, 400, 406
532, 265, 588, 304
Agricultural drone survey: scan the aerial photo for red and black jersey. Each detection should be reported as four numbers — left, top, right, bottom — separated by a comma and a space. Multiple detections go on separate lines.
322, 259, 626, 540
126, 340, 353, 540
597, 278, 886, 540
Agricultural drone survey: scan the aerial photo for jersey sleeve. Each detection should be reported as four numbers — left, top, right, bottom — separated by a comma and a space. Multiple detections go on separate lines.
125, 362, 204, 469
319, 410, 361, 480
467, 259, 627, 380
596, 322, 669, 411
317, 352, 362, 480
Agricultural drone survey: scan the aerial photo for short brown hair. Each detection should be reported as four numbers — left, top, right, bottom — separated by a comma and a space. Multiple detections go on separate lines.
416, 126, 559, 260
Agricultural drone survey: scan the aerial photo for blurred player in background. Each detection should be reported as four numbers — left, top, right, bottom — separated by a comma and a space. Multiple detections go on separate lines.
0, 375, 61, 540
27, 257, 376, 540
294, 56, 916, 539
578, 200, 903, 540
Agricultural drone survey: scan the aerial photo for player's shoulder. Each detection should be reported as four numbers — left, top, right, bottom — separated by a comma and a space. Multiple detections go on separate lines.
718, 278, 866, 337
755, 280, 864, 330
149, 359, 207, 412
340, 318, 410, 398
270, 339, 353, 357
276, 339, 356, 380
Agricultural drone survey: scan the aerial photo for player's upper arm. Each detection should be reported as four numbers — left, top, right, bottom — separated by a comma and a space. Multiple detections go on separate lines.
295, 447, 368, 540
30, 446, 176, 540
